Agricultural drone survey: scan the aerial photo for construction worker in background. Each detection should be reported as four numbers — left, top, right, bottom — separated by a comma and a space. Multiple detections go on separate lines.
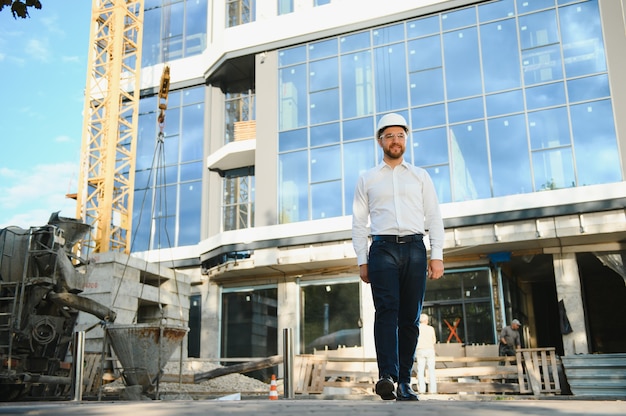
499, 319, 522, 359
416, 313, 437, 394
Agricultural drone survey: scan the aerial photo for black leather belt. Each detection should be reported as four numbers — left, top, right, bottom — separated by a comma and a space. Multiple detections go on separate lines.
371, 234, 423, 243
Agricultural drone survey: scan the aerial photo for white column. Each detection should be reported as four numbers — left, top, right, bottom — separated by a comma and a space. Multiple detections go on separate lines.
278, 279, 300, 374
201, 281, 221, 359
553, 252, 589, 355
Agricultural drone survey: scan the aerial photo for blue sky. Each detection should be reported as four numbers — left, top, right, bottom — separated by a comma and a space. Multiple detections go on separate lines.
0, 1, 91, 229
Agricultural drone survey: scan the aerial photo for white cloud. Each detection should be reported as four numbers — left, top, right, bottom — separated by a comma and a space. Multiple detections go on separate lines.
55, 135, 73, 143
25, 38, 50, 62
0, 162, 78, 229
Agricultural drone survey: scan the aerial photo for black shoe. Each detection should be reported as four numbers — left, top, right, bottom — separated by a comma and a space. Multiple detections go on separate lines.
396, 382, 419, 401
375, 376, 396, 400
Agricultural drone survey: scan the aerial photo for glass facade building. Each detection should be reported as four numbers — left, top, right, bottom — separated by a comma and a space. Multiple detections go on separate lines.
128, 0, 626, 374
277, 0, 620, 224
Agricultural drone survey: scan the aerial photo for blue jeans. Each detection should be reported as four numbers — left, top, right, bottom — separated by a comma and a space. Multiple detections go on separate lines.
368, 238, 428, 383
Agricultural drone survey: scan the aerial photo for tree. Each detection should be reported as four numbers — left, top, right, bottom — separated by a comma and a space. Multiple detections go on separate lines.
0, 0, 42, 19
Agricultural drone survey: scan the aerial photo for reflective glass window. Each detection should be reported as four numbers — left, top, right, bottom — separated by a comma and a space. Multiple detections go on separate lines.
142, 0, 207, 66
488, 115, 533, 196
408, 35, 442, 72
478, 0, 515, 22
522, 44, 562, 85
180, 103, 204, 162
309, 57, 338, 92
342, 117, 374, 141
279, 45, 306, 66
567, 74, 610, 103
528, 107, 570, 150
516, 0, 555, 14
343, 139, 376, 215
448, 97, 484, 124
223, 175, 254, 232
413, 127, 448, 167
423, 268, 495, 345
221, 288, 278, 380
449, 122, 491, 201
518, 9, 559, 50
279, 151, 309, 223
559, 1, 606, 77
481, 18, 521, 92
279, 64, 307, 130
373, 23, 405, 46
340, 31, 371, 53
525, 82, 565, 110
227, 0, 255, 27
341, 51, 374, 119
179, 180, 201, 244
309, 38, 338, 60
532, 147, 575, 190
407, 15, 440, 39
301, 281, 361, 354
311, 180, 342, 219
133, 85, 204, 250
443, 27, 482, 99
410, 68, 444, 106
570, 100, 621, 186
311, 145, 341, 183
486, 90, 524, 117
279, 128, 307, 152
374, 43, 408, 112
180, 161, 202, 182
426, 165, 451, 203
310, 123, 340, 147
310, 89, 340, 124
278, 0, 293, 15
411, 104, 446, 129
441, 7, 476, 31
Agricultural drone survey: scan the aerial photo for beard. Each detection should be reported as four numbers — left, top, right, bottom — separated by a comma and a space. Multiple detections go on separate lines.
384, 145, 405, 160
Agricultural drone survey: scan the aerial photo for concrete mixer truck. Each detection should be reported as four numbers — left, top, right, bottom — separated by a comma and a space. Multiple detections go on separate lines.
0, 212, 116, 400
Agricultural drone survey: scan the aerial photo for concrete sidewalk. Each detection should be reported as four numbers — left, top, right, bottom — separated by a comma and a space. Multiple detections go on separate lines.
1, 396, 625, 416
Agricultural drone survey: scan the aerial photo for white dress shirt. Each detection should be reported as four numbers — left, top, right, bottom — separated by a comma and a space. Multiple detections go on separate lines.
352, 160, 444, 266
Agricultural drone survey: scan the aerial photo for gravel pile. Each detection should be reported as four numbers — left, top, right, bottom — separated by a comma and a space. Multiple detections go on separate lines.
102, 359, 273, 398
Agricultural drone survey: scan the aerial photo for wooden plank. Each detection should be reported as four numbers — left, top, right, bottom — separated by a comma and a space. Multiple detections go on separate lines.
435, 355, 516, 363
436, 365, 518, 378
549, 349, 561, 393
522, 350, 542, 395
516, 350, 528, 393
539, 351, 552, 392
309, 360, 326, 393
193, 355, 283, 383
160, 373, 195, 383
437, 381, 520, 394
83, 353, 102, 394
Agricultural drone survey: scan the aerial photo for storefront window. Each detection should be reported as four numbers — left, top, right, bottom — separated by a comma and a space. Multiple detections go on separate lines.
221, 287, 278, 380
301, 281, 361, 353
423, 268, 496, 345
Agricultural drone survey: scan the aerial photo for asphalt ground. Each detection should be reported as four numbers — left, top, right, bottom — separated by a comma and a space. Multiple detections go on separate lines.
0, 395, 625, 416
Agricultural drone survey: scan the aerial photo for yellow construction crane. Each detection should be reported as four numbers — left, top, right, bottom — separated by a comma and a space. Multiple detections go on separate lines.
75, 0, 145, 255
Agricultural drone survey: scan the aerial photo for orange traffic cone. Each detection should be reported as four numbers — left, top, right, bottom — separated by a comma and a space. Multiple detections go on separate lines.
269, 374, 278, 400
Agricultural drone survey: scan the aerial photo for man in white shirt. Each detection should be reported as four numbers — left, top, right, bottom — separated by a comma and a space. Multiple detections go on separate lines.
416, 313, 437, 394
352, 113, 445, 401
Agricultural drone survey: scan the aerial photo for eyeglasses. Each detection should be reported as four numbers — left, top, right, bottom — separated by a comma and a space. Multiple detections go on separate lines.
381, 132, 406, 141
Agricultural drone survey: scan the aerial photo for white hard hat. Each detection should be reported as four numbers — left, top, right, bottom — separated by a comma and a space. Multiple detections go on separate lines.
376, 113, 409, 137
